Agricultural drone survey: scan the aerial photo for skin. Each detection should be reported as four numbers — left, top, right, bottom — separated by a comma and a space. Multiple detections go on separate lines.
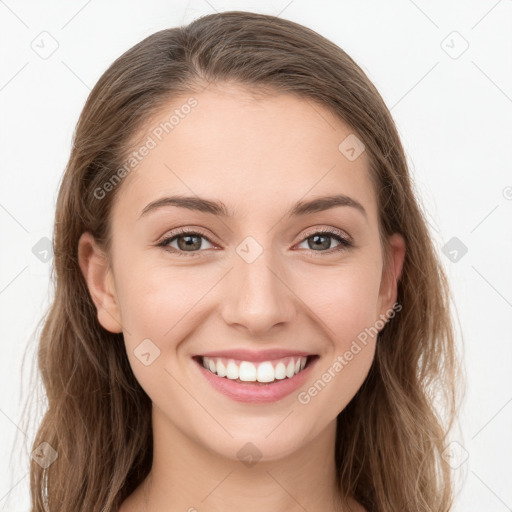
79, 83, 406, 512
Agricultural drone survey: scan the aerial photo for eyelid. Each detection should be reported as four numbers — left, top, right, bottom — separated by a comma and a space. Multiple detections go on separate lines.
156, 226, 218, 246
299, 226, 352, 245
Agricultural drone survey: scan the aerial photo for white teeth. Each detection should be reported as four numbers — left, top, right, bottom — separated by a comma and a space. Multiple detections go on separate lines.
239, 361, 257, 381
201, 356, 308, 383
216, 360, 227, 377
226, 360, 239, 379
274, 362, 287, 380
256, 362, 275, 383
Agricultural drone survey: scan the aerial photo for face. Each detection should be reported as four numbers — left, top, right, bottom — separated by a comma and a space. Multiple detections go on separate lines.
79, 83, 405, 462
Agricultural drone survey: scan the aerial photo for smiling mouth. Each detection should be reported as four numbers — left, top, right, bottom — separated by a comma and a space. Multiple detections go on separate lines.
193, 355, 319, 384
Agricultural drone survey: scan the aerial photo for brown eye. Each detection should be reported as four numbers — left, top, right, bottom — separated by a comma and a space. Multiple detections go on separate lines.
307, 233, 334, 250
175, 233, 203, 251
296, 230, 352, 254
157, 229, 215, 256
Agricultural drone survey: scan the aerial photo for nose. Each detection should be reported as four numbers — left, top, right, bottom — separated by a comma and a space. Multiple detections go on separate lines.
220, 243, 297, 337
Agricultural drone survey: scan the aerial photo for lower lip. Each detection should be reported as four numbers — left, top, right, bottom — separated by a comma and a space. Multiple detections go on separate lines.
194, 357, 318, 403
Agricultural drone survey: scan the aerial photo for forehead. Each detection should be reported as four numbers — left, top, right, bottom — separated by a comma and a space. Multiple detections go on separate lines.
113, 83, 377, 225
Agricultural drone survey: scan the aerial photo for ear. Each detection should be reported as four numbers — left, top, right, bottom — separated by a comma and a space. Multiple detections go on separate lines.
78, 231, 123, 333
377, 232, 406, 320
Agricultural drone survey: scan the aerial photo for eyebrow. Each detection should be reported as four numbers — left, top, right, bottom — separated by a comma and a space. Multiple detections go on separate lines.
138, 194, 367, 220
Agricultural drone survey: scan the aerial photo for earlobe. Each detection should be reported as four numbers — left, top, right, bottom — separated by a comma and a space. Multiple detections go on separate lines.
77, 231, 123, 333
378, 233, 406, 319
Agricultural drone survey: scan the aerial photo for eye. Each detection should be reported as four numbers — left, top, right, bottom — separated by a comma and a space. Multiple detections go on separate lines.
157, 229, 215, 257
157, 227, 353, 257
295, 229, 352, 254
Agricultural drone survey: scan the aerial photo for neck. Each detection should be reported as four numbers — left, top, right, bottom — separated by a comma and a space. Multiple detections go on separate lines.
128, 404, 347, 512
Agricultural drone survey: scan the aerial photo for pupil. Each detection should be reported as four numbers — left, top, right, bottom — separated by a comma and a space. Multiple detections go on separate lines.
310, 234, 330, 250
178, 235, 201, 251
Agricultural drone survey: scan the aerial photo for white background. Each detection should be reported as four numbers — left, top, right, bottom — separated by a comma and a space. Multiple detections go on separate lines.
1, 0, 511, 510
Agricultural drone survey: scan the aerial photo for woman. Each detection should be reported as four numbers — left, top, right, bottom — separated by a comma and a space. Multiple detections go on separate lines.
26, 10, 462, 512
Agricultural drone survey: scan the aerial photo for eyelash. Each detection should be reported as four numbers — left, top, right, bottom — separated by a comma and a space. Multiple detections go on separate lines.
156, 227, 353, 258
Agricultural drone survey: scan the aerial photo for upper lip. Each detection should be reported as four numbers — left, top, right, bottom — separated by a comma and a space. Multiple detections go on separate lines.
194, 349, 315, 362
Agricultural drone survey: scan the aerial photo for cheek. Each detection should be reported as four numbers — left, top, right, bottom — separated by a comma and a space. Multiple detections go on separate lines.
114, 256, 216, 359
292, 257, 382, 347
293, 264, 381, 417
114, 239, 199, 315
116, 266, 207, 401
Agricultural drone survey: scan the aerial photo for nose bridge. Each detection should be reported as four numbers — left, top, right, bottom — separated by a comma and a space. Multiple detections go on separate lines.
220, 235, 295, 334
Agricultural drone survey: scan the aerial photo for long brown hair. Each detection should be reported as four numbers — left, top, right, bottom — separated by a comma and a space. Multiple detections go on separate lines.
18, 10, 464, 511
